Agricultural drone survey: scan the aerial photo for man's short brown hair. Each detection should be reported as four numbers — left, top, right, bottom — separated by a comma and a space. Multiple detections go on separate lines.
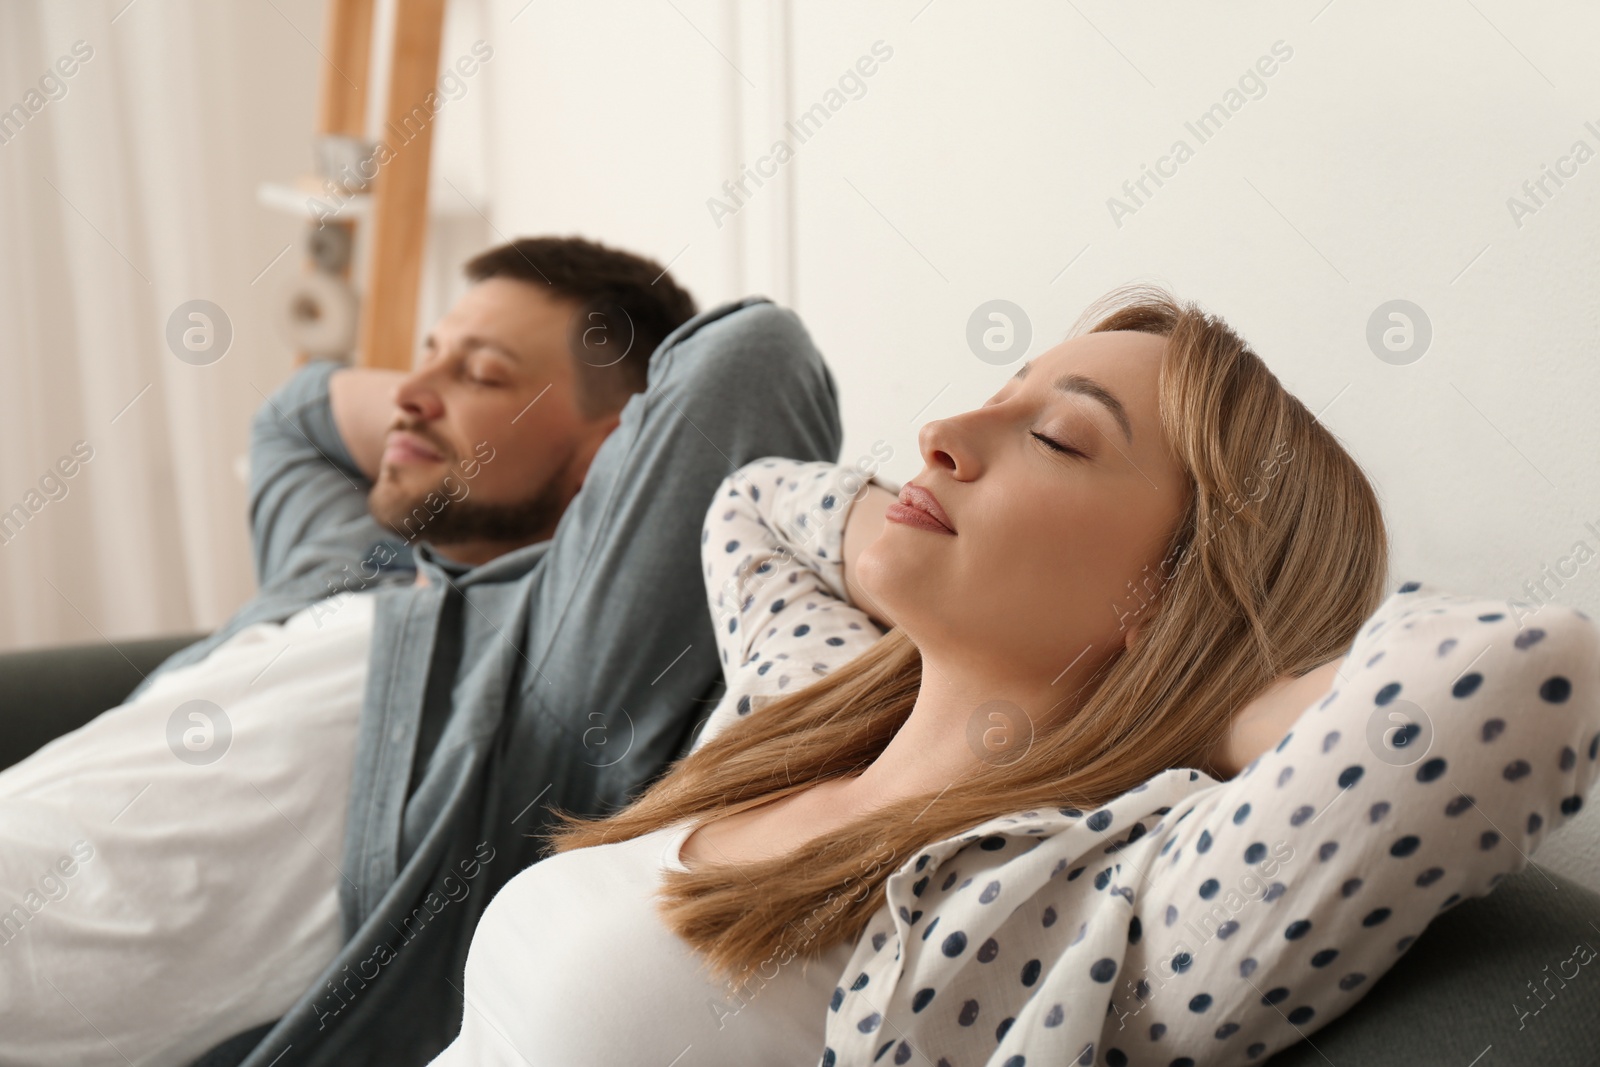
463, 236, 698, 416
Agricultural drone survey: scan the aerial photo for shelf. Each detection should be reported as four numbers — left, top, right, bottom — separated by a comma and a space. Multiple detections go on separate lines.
256, 175, 484, 220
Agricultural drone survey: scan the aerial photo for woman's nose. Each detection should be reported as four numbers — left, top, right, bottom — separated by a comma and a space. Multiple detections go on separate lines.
918, 415, 982, 480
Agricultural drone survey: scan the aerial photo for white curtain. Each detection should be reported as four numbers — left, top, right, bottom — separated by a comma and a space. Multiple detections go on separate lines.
0, 0, 323, 651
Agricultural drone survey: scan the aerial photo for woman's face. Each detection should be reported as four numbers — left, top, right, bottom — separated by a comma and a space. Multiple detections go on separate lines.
856, 330, 1190, 689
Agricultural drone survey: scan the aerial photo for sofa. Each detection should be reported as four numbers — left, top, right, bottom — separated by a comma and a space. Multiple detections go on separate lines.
2, 637, 1598, 1065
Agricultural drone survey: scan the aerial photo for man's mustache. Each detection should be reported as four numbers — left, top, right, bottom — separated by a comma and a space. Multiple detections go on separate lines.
386, 419, 453, 463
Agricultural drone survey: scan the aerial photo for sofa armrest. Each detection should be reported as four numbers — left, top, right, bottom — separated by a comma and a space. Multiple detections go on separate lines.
0, 633, 208, 770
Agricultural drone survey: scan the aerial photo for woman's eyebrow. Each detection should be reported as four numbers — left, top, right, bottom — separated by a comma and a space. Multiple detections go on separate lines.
1054, 373, 1133, 444
1013, 362, 1134, 444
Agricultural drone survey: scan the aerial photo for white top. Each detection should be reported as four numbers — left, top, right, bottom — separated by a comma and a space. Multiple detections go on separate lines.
437, 456, 1600, 1067
0, 590, 376, 1067
430, 817, 856, 1066
695, 459, 1600, 1067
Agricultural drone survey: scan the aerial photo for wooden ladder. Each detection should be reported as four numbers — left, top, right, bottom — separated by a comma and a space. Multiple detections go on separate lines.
293, 0, 449, 370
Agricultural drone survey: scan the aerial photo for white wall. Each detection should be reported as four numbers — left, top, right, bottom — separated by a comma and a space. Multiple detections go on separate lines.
484, 0, 1600, 620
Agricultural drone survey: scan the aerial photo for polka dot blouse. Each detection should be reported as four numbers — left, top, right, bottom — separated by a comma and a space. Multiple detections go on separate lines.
696, 457, 1600, 1067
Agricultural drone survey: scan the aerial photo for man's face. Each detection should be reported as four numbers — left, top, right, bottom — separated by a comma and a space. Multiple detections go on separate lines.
367, 277, 609, 558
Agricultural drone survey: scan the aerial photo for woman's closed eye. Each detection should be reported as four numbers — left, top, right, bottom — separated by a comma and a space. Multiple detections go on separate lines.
1032, 430, 1085, 458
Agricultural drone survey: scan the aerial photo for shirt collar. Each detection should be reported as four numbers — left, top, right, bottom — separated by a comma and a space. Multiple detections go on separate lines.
412, 537, 552, 587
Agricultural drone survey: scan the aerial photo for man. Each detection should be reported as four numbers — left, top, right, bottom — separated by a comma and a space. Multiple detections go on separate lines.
0, 235, 843, 1066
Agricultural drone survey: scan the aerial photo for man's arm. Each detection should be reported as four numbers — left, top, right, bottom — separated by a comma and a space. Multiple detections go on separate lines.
511, 298, 843, 801
326, 369, 406, 481
248, 361, 388, 587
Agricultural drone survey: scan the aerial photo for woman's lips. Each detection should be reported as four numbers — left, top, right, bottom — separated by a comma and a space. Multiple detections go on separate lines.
382, 432, 445, 466
886, 483, 956, 535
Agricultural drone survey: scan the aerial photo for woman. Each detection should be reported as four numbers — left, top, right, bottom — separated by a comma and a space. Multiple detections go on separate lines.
429, 287, 1600, 1066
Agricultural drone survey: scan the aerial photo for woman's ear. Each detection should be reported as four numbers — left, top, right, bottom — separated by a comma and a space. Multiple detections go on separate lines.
1126, 617, 1152, 652
1122, 614, 1148, 651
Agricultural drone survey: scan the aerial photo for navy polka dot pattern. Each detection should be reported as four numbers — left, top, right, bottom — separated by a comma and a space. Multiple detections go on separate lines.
819, 580, 1600, 1065
693, 464, 1600, 1067
691, 460, 886, 751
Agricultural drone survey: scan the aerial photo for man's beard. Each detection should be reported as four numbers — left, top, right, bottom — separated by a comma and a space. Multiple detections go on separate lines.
369, 473, 570, 550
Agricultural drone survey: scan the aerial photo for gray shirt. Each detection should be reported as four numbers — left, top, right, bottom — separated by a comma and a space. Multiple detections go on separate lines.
145, 298, 842, 1066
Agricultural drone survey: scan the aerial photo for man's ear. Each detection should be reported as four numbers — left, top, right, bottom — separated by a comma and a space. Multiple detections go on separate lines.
586, 409, 622, 442
568, 410, 623, 492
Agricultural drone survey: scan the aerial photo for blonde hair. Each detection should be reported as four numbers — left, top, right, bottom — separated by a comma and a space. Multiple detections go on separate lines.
547, 284, 1389, 987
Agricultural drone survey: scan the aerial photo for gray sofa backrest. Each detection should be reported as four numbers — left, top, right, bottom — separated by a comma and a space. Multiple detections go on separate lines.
1266, 862, 1600, 1064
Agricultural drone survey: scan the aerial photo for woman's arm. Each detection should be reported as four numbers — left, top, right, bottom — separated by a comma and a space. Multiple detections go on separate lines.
1202, 658, 1345, 779
1125, 583, 1600, 1059
692, 458, 888, 750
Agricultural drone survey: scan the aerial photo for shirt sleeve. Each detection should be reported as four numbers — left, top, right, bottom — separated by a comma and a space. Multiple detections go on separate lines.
1118, 581, 1600, 1062
246, 359, 384, 588
690, 457, 889, 752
